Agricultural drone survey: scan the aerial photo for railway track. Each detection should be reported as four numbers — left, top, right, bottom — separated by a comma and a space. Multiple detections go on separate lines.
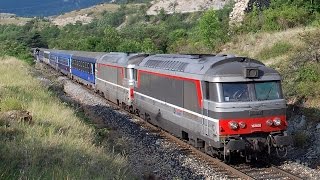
112, 103, 305, 179
43, 65, 304, 180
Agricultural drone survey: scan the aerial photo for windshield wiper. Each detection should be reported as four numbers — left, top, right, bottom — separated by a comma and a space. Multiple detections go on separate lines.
263, 86, 274, 101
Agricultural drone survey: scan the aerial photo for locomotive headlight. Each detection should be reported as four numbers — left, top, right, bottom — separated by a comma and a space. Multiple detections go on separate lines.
266, 119, 273, 126
273, 118, 282, 126
239, 121, 246, 129
228, 121, 239, 130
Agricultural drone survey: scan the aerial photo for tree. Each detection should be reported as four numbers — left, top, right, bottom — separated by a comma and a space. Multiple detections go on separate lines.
198, 10, 229, 49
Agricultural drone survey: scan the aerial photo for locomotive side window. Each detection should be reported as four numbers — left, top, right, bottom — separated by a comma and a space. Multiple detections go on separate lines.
255, 81, 282, 101
222, 83, 250, 102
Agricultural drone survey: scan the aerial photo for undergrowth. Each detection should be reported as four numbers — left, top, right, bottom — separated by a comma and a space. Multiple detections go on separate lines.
0, 57, 130, 179
257, 42, 293, 60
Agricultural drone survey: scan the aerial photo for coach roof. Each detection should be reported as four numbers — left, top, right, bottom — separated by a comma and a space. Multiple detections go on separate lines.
71, 51, 106, 63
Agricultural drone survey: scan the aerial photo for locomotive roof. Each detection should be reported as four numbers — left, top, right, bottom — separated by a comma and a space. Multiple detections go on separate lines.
204, 57, 281, 82
137, 54, 236, 74
97, 52, 148, 67
137, 54, 281, 82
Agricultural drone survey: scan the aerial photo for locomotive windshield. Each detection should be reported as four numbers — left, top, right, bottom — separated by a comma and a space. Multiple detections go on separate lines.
222, 81, 282, 102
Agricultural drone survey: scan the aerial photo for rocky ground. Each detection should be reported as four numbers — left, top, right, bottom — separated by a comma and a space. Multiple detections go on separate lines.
285, 114, 320, 169
147, 0, 226, 15
34, 63, 320, 179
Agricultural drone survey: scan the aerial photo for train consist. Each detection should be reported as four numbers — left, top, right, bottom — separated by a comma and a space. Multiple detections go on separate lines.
34, 48, 292, 162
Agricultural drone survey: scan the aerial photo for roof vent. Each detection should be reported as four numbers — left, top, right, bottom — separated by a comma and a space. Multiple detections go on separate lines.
145, 59, 188, 72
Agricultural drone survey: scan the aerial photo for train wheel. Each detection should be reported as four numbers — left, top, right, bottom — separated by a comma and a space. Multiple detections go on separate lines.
276, 146, 288, 158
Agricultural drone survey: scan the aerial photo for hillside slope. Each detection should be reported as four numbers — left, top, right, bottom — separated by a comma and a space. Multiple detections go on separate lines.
147, 0, 226, 15
51, 3, 120, 26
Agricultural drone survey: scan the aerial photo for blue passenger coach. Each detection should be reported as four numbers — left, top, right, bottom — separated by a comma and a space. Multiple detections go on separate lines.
56, 53, 72, 75
49, 52, 58, 70
71, 55, 97, 86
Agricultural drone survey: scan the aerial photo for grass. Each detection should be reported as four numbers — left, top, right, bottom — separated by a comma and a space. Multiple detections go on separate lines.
257, 42, 293, 60
222, 27, 317, 64
0, 57, 131, 179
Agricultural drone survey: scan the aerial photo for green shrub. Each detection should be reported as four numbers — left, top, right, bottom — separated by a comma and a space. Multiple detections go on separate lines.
241, 3, 311, 32
117, 39, 141, 52
298, 65, 319, 82
168, 29, 187, 44
258, 42, 293, 60
263, 6, 310, 31
198, 9, 229, 49
0, 97, 24, 112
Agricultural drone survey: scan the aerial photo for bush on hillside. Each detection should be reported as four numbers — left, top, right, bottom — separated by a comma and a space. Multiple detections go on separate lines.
257, 42, 293, 60
198, 10, 229, 49
240, 5, 310, 32
279, 30, 320, 99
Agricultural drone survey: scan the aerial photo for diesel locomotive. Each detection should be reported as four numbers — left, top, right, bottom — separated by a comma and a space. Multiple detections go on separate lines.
34, 48, 292, 162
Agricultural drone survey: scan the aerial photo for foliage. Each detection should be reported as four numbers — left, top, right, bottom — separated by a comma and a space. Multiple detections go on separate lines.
279, 30, 320, 99
240, 5, 310, 32
0, 41, 34, 65
257, 42, 293, 60
198, 10, 229, 49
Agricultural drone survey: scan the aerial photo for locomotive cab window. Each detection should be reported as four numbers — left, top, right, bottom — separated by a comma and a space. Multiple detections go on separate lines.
222, 83, 250, 102
220, 81, 283, 102
255, 81, 282, 101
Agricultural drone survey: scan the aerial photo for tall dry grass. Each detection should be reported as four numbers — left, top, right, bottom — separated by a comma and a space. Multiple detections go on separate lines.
222, 27, 318, 64
0, 57, 130, 179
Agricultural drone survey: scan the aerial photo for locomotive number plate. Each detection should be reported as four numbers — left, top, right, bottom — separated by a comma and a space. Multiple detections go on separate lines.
251, 123, 262, 128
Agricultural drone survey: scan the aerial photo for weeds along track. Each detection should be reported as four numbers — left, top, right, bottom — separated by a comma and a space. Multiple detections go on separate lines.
39, 63, 305, 180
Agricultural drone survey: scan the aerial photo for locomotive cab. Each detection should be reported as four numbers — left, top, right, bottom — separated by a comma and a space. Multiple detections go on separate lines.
203, 57, 292, 161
